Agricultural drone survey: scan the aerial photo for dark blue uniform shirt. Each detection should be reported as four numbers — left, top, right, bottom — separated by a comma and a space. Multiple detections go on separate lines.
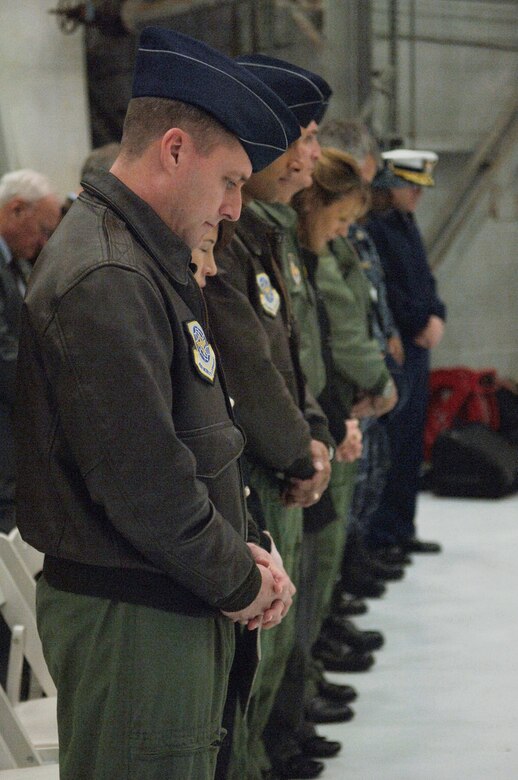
366, 209, 446, 342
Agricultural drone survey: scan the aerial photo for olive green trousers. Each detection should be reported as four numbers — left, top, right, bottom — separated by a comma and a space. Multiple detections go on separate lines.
227, 465, 303, 780
298, 460, 358, 700
37, 575, 234, 780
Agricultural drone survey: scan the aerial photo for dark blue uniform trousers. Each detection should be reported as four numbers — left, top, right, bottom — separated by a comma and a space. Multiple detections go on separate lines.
367, 342, 430, 547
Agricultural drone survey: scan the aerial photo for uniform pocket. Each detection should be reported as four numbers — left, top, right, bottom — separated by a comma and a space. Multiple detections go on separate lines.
177, 420, 244, 479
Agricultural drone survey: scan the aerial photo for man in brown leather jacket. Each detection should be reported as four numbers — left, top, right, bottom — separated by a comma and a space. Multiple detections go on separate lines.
14, 28, 300, 780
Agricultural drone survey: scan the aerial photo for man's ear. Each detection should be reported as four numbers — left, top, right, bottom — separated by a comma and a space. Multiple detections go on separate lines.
160, 127, 190, 172
7, 197, 29, 217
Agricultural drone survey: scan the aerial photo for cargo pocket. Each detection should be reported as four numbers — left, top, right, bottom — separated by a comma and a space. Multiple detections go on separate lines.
129, 727, 226, 780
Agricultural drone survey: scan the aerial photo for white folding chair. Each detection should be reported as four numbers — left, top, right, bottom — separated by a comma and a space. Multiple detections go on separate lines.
0, 541, 54, 699
0, 535, 37, 612
0, 534, 44, 700
0, 559, 58, 767
7, 531, 44, 580
0, 685, 42, 769
0, 763, 59, 778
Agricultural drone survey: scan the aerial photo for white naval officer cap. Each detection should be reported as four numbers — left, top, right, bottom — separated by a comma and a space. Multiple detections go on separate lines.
373, 149, 439, 188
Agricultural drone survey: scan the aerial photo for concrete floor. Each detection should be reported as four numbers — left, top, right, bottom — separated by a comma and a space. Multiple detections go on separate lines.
2, 493, 516, 778
317, 491, 518, 780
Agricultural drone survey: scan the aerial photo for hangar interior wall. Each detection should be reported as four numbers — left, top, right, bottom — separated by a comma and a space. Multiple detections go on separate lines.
368, 0, 518, 377
0, 0, 516, 376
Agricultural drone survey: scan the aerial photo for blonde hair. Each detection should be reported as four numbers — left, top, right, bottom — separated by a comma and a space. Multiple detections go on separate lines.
293, 147, 370, 214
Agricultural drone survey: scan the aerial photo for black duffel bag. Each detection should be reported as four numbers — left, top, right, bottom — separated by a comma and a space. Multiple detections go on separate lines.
430, 422, 518, 498
496, 386, 518, 447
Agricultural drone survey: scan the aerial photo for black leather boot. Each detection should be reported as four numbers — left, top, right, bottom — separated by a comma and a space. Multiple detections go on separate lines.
322, 614, 384, 652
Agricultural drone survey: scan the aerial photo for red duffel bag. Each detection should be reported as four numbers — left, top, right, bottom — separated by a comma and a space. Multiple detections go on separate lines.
424, 367, 500, 462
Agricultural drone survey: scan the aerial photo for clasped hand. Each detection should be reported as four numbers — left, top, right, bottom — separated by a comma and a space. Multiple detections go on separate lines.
414, 315, 444, 350
351, 383, 398, 419
221, 541, 295, 631
335, 418, 363, 462
282, 439, 331, 508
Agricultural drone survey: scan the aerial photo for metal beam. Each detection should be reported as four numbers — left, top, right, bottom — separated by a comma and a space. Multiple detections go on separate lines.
428, 91, 518, 269
376, 32, 518, 53
408, 0, 417, 145
323, 1, 373, 119
388, 0, 399, 134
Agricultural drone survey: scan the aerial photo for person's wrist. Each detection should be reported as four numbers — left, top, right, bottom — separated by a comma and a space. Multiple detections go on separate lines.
381, 378, 395, 398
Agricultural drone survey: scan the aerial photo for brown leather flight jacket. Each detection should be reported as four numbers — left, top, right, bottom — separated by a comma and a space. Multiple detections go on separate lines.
14, 171, 261, 616
204, 205, 332, 482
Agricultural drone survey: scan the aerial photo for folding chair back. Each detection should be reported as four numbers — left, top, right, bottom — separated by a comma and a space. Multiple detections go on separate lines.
0, 559, 55, 699
0, 560, 58, 767
0, 686, 42, 769
8, 530, 44, 579
0, 535, 37, 610
0, 764, 59, 778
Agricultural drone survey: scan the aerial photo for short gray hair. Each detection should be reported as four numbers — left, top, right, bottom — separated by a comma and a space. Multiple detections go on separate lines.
0, 168, 56, 208
318, 120, 381, 166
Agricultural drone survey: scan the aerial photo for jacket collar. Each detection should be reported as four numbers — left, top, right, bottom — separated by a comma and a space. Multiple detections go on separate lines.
81, 170, 192, 285
235, 203, 280, 255
248, 199, 297, 230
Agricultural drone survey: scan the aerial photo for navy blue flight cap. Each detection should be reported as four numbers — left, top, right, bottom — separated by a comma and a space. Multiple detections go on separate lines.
132, 27, 301, 172
235, 54, 332, 128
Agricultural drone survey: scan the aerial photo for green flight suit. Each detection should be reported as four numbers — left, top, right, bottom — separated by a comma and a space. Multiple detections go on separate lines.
249, 201, 327, 399
254, 203, 360, 760
204, 204, 332, 780
316, 238, 392, 407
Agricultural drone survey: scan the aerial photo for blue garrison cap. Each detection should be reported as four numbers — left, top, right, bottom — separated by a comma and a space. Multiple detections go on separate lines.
236, 54, 332, 128
132, 27, 300, 172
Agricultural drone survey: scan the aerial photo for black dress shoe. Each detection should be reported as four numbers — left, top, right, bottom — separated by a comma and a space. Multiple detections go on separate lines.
342, 529, 405, 581
305, 694, 354, 724
275, 755, 324, 779
366, 558, 405, 581
318, 679, 358, 704
312, 636, 375, 672
372, 545, 412, 565
300, 735, 341, 758
400, 537, 442, 554
340, 571, 386, 599
332, 590, 368, 616
323, 615, 384, 652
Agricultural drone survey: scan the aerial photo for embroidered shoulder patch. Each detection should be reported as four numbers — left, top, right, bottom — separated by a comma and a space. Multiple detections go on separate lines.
184, 320, 216, 383
288, 254, 302, 286
256, 272, 280, 317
